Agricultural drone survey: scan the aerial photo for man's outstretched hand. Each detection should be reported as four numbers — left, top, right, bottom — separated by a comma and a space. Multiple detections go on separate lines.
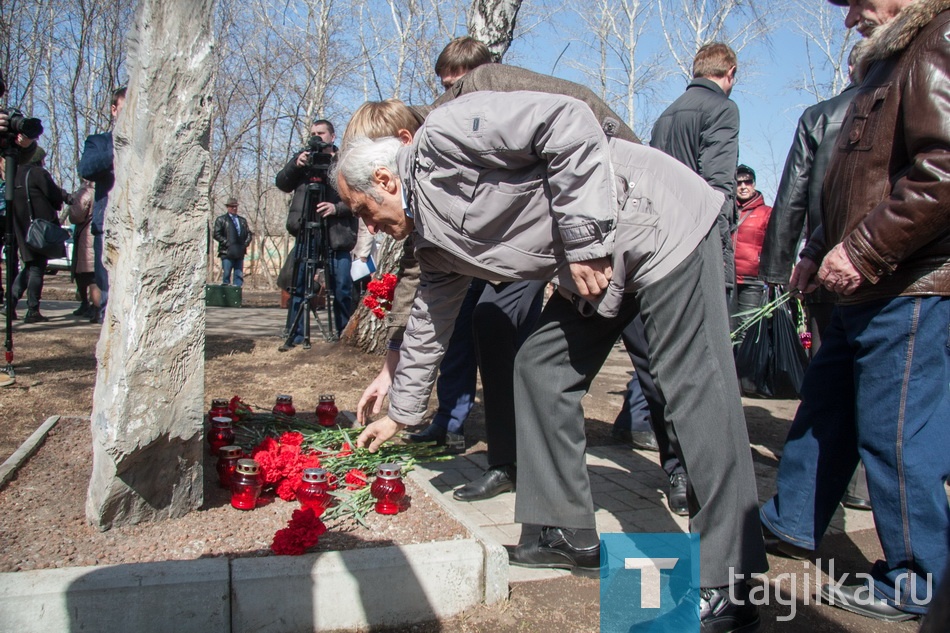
356, 416, 406, 453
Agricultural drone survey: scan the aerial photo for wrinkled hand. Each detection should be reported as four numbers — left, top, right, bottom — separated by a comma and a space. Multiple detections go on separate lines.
0, 111, 7, 134
356, 416, 406, 453
316, 201, 336, 217
295, 152, 310, 168
570, 258, 612, 300
817, 243, 863, 295
356, 349, 399, 424
789, 257, 820, 297
357, 373, 392, 424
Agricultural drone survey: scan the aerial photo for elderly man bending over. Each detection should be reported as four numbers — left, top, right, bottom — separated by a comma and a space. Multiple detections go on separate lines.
335, 91, 767, 633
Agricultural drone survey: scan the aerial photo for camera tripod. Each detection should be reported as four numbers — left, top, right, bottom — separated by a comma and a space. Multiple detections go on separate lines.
280, 180, 337, 350
1, 145, 19, 386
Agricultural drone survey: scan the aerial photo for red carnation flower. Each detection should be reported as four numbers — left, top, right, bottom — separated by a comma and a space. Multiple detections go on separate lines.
271, 508, 328, 555
279, 431, 305, 447
228, 396, 251, 420
344, 468, 367, 490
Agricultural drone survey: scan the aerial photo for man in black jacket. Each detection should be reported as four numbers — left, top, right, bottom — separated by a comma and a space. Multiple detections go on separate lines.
275, 119, 357, 341
211, 196, 252, 286
651, 42, 740, 295
760, 60, 857, 354
759, 54, 872, 516
647, 42, 740, 517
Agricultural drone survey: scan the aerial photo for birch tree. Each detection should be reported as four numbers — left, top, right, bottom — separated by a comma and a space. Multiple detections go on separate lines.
1, 0, 132, 186
468, 0, 522, 61
571, 0, 665, 137
788, 0, 853, 102
657, 0, 772, 81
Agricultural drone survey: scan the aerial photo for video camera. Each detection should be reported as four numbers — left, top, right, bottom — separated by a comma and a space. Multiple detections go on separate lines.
303, 135, 333, 169
0, 70, 43, 151
0, 110, 43, 150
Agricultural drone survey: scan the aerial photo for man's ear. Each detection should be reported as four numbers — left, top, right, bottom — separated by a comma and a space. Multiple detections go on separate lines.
374, 167, 399, 194
396, 129, 413, 145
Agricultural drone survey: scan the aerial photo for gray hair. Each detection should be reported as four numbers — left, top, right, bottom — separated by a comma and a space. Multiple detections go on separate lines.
331, 135, 402, 202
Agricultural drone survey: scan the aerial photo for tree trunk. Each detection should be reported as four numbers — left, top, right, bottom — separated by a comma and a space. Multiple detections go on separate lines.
86, 0, 214, 530
341, 235, 406, 354
468, 0, 523, 61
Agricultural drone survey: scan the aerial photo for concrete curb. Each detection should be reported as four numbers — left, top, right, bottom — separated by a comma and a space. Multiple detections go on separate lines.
0, 417, 507, 632
0, 414, 60, 490
408, 467, 510, 604
0, 559, 230, 633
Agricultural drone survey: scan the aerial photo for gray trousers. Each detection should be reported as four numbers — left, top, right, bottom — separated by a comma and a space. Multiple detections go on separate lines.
513, 230, 768, 586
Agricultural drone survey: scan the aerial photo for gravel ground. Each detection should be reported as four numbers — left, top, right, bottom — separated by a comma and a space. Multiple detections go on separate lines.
0, 416, 467, 572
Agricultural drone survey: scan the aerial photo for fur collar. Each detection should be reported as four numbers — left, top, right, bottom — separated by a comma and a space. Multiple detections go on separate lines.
855, 0, 950, 77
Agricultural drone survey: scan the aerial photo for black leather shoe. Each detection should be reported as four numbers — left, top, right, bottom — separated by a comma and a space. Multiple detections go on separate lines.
23, 310, 49, 323
612, 427, 659, 451
453, 465, 515, 501
700, 585, 761, 632
819, 582, 919, 622
668, 472, 689, 516
629, 430, 659, 451
842, 494, 873, 511
761, 524, 812, 560
506, 526, 600, 577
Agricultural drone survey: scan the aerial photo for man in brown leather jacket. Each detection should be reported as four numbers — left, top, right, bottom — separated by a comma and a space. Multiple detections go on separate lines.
761, 0, 950, 622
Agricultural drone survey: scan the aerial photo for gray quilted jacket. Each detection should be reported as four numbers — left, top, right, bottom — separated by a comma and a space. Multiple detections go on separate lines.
388, 91, 722, 424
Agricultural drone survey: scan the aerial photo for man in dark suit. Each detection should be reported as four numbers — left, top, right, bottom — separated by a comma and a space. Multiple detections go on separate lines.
212, 196, 252, 287
647, 42, 741, 515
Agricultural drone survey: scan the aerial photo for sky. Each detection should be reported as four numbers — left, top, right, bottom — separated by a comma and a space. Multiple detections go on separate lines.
498, 6, 854, 205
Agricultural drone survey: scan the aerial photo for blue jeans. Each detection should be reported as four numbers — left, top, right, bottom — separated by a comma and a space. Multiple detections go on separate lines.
221, 258, 244, 286
761, 297, 950, 614
329, 250, 352, 333
430, 279, 485, 435
93, 232, 108, 316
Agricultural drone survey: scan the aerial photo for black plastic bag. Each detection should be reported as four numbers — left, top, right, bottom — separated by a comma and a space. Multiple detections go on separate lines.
736, 316, 772, 397
768, 302, 809, 398
735, 296, 808, 398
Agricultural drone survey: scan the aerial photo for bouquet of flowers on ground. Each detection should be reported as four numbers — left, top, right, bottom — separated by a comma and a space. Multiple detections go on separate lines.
223, 396, 449, 555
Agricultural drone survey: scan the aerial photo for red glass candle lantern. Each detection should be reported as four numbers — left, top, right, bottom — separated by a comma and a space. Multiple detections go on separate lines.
216, 445, 243, 489
316, 394, 339, 428
208, 417, 235, 456
370, 463, 406, 515
297, 468, 333, 516
230, 459, 262, 510
273, 394, 296, 417
208, 398, 230, 423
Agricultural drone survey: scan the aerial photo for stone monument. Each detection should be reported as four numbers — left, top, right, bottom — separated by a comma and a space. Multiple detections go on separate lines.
86, 0, 214, 530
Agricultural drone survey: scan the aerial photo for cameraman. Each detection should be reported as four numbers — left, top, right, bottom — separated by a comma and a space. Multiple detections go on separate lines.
0, 79, 42, 311
275, 118, 357, 341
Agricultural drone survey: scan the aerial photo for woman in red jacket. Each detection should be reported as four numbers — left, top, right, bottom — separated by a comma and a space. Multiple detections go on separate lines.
732, 165, 773, 337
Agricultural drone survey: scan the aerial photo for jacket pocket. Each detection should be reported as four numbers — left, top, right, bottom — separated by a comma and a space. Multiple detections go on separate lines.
461, 172, 545, 241
840, 84, 891, 151
615, 197, 659, 285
